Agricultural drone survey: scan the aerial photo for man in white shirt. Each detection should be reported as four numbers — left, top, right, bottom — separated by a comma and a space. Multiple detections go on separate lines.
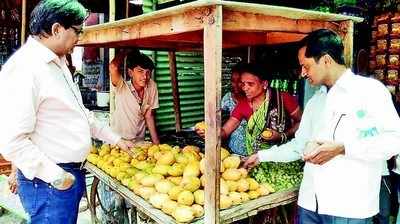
0, 1, 132, 223
243, 29, 400, 223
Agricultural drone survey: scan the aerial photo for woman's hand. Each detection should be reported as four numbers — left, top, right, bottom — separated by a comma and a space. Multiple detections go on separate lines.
261, 129, 282, 142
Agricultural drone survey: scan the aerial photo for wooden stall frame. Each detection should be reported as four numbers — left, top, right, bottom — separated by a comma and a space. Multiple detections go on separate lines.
78, 1, 362, 223
109, 0, 116, 114
21, 0, 26, 45
168, 51, 182, 132
203, 5, 222, 223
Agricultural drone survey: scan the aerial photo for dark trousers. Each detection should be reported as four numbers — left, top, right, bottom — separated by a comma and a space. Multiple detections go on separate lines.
17, 164, 86, 224
298, 206, 373, 224
375, 176, 391, 224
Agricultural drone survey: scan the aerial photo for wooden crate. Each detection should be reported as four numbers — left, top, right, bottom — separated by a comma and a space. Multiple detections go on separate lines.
0, 155, 11, 175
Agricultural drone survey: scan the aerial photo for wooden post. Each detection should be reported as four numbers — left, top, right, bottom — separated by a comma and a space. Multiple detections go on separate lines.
20, 0, 26, 45
109, 0, 116, 114
168, 51, 182, 132
203, 5, 222, 224
125, 0, 130, 18
340, 20, 354, 68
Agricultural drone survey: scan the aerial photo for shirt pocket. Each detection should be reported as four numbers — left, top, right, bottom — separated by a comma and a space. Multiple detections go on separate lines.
333, 107, 380, 144
330, 110, 355, 143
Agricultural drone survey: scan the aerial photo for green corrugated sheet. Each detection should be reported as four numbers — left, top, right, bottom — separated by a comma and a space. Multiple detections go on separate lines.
155, 52, 205, 131
139, 1, 205, 132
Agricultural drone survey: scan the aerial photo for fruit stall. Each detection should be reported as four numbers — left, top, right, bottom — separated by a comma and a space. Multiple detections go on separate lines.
85, 143, 299, 223
77, 0, 362, 223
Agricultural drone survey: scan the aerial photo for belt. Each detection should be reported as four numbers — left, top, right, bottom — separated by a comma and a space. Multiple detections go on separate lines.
57, 162, 83, 169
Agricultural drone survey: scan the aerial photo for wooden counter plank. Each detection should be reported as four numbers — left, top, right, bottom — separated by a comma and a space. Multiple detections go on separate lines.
85, 162, 176, 224
78, 7, 208, 46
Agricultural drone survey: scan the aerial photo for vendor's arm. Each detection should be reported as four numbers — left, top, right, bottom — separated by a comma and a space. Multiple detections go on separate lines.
109, 51, 126, 87
145, 109, 160, 144
221, 100, 248, 139
195, 116, 241, 139
221, 117, 241, 139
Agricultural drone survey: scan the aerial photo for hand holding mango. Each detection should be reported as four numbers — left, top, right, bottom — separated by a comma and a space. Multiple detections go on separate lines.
260, 129, 281, 142
195, 121, 206, 131
302, 141, 321, 159
194, 121, 206, 138
261, 129, 273, 139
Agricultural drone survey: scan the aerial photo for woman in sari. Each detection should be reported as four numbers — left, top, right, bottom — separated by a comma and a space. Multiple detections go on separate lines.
222, 62, 302, 224
220, 62, 302, 155
195, 62, 302, 223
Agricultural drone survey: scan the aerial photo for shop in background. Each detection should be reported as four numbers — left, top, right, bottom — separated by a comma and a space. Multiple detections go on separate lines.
0, 6, 20, 69
370, 12, 400, 95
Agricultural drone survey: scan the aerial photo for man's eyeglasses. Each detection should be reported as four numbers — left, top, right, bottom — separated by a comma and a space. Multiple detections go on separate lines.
70, 26, 83, 36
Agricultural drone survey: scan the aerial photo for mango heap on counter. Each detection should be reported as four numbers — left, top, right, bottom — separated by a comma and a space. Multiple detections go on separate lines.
86, 143, 274, 223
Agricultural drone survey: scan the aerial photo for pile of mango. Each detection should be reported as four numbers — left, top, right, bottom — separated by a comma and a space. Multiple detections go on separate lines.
87, 144, 274, 223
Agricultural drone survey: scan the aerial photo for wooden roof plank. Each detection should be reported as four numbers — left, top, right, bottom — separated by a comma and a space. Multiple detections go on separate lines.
79, 7, 209, 46
221, 0, 363, 23
78, 0, 363, 48
82, 0, 362, 32
223, 9, 340, 33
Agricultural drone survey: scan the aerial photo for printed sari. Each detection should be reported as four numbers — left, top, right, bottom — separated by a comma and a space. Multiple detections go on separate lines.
245, 89, 303, 191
